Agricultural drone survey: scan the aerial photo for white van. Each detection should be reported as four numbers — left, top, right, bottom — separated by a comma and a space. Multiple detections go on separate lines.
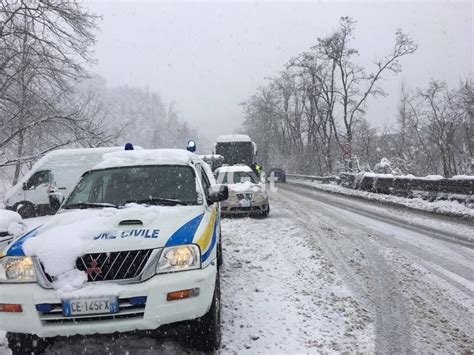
3, 147, 134, 218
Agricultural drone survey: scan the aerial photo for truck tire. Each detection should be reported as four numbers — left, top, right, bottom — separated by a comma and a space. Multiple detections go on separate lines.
15, 201, 36, 219
252, 204, 270, 219
261, 204, 270, 218
6, 332, 50, 354
263, 204, 270, 218
191, 271, 221, 352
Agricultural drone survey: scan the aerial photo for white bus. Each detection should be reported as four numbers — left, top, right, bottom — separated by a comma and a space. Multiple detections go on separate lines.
213, 134, 257, 167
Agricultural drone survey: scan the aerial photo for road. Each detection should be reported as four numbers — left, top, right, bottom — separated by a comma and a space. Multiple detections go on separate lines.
270, 183, 473, 353
1, 185, 473, 354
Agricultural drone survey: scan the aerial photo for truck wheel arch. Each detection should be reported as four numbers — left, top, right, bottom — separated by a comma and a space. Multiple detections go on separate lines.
14, 201, 36, 219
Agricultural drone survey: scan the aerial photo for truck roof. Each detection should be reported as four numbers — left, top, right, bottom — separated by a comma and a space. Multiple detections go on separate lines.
199, 154, 224, 160
29, 147, 128, 168
215, 134, 252, 143
93, 149, 201, 170
215, 165, 253, 173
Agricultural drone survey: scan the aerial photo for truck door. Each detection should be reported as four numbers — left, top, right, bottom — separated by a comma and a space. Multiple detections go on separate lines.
23, 170, 54, 207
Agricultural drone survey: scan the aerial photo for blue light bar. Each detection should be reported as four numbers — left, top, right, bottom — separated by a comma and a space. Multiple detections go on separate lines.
129, 296, 147, 306
35, 304, 53, 312
186, 140, 197, 152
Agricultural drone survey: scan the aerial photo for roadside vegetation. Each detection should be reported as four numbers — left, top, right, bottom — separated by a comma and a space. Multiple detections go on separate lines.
0, 1, 198, 188
243, 17, 472, 177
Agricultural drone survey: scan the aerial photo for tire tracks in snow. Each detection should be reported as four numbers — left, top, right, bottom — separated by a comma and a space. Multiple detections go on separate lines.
276, 184, 474, 353
274, 188, 412, 354
219, 204, 374, 353
286, 181, 474, 248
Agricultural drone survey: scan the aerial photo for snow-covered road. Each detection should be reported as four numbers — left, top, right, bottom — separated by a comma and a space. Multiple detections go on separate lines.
272, 183, 473, 353
1, 185, 473, 353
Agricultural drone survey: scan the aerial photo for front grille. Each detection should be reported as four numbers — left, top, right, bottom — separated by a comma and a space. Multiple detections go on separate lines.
236, 193, 253, 201
37, 297, 146, 325
41, 249, 154, 283
77, 249, 154, 282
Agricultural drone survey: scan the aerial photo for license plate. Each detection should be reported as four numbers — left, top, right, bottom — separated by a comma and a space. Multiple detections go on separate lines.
239, 199, 251, 208
62, 297, 118, 317
237, 193, 253, 208
237, 194, 251, 207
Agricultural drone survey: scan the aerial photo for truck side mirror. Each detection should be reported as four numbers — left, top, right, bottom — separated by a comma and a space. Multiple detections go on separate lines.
208, 185, 229, 204
48, 192, 65, 213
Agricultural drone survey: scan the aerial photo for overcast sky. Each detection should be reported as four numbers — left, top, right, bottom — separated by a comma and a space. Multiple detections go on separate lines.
86, 0, 473, 144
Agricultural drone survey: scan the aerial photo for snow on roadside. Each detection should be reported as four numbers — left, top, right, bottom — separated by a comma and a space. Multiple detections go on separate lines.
0, 210, 25, 236
220, 205, 374, 353
288, 179, 474, 219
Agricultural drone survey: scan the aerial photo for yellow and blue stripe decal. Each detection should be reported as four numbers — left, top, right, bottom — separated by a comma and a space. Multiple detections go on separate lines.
164, 210, 218, 263
196, 208, 218, 263
5, 226, 41, 256
165, 214, 204, 247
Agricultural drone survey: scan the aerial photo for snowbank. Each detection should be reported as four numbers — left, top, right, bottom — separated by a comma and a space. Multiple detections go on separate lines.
0, 209, 25, 236
361, 172, 447, 181
451, 175, 474, 180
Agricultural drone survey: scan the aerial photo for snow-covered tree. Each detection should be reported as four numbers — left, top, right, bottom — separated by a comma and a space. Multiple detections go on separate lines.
0, 0, 110, 182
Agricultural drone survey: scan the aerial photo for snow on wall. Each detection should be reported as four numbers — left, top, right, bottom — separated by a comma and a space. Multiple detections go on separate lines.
288, 178, 474, 219
361, 173, 450, 181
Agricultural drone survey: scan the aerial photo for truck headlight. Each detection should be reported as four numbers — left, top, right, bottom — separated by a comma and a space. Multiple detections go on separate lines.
0, 256, 37, 283
156, 245, 201, 274
254, 190, 267, 200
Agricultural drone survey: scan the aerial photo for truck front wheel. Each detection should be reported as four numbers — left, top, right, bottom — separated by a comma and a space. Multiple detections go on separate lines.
6, 332, 50, 354
190, 271, 221, 352
15, 201, 36, 219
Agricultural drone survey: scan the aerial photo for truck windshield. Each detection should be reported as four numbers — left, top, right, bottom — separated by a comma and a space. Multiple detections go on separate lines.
64, 165, 199, 208
215, 142, 254, 166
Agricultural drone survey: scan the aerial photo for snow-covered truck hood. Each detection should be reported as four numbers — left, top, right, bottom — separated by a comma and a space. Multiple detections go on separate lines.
227, 181, 261, 193
1, 204, 216, 276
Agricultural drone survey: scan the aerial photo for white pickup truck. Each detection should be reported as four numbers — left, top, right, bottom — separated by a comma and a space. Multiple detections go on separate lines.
0, 148, 228, 353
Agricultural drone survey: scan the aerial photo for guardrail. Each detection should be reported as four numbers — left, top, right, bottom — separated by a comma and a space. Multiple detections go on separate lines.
286, 174, 338, 184
287, 172, 473, 203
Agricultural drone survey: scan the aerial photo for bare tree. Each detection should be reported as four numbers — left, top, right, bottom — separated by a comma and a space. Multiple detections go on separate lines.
399, 80, 471, 177
314, 17, 417, 150
0, 0, 105, 182
458, 77, 473, 174
242, 17, 417, 175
